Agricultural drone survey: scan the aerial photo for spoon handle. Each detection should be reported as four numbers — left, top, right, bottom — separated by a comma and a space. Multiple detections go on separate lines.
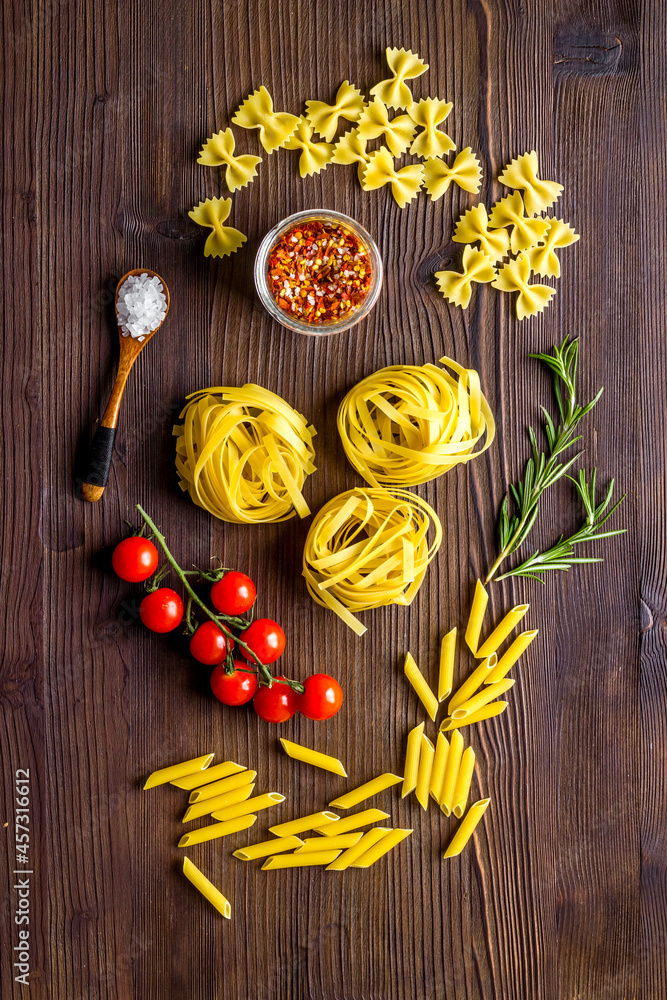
78, 351, 134, 502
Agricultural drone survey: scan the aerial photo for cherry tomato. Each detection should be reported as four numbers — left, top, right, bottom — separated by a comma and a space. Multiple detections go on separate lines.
239, 619, 285, 664
298, 673, 344, 720
139, 588, 183, 633
189, 621, 228, 665
210, 661, 258, 706
112, 537, 159, 582
210, 572, 257, 616
253, 678, 298, 723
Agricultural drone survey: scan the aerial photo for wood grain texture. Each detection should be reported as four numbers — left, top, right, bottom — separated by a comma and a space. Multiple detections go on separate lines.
1, 1, 665, 998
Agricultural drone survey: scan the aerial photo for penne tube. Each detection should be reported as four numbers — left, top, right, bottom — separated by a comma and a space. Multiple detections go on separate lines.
448, 654, 497, 714
485, 629, 538, 683
476, 604, 529, 659
438, 627, 457, 701
182, 857, 231, 918
403, 652, 439, 720
261, 850, 341, 870
189, 769, 256, 803
279, 738, 347, 777
171, 761, 244, 790
178, 814, 256, 847
315, 808, 390, 837
183, 783, 255, 823
329, 772, 402, 810
269, 810, 339, 838
326, 828, 391, 870
211, 792, 285, 823
415, 734, 434, 810
295, 833, 363, 852
401, 722, 424, 798
464, 579, 488, 654
429, 733, 449, 801
451, 747, 476, 818
233, 836, 304, 861
443, 798, 490, 858
438, 729, 463, 815
440, 701, 508, 731
351, 829, 412, 868
451, 678, 515, 719
143, 753, 214, 790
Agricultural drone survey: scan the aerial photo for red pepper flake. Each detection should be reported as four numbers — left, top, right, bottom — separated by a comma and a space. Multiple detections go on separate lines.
267, 220, 373, 324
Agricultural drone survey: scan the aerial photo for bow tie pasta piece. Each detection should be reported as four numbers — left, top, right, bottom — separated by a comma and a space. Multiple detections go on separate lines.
356, 97, 416, 157
305, 81, 365, 142
232, 86, 300, 153
284, 117, 335, 177
488, 192, 550, 254
332, 127, 370, 166
423, 147, 482, 199
408, 98, 455, 159
498, 150, 564, 215
361, 148, 424, 208
197, 128, 262, 191
370, 46, 429, 110
435, 245, 496, 309
453, 204, 509, 263
188, 198, 247, 258
527, 218, 579, 278
492, 252, 556, 320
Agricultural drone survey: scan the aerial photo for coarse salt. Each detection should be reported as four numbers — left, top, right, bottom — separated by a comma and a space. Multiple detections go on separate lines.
116, 272, 167, 342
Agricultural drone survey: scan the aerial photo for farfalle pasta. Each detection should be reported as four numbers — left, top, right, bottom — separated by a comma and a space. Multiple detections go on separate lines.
370, 46, 429, 110
424, 147, 482, 199
197, 128, 261, 191
488, 192, 550, 254
188, 198, 247, 258
305, 81, 365, 142
356, 97, 416, 157
232, 86, 300, 153
435, 246, 496, 308
527, 218, 579, 278
498, 150, 564, 215
284, 117, 334, 177
361, 148, 424, 208
453, 204, 509, 263
408, 98, 455, 159
492, 252, 556, 320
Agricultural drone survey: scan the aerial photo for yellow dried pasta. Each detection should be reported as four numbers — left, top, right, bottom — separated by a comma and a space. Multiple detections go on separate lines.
453, 204, 510, 263
356, 97, 416, 157
370, 46, 429, 110
305, 81, 365, 141
492, 252, 556, 320
331, 127, 370, 166
302, 487, 442, 635
488, 192, 550, 254
188, 198, 247, 258
424, 147, 482, 199
232, 86, 300, 153
361, 147, 424, 208
197, 128, 262, 191
435, 245, 496, 309
284, 116, 335, 177
498, 150, 564, 215
408, 98, 454, 159
174, 384, 316, 524
527, 218, 579, 278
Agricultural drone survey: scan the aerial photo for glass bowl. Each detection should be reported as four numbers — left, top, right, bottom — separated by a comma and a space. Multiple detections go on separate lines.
254, 209, 383, 336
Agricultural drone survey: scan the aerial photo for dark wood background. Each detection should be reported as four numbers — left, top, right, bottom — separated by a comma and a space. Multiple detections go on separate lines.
2, 1, 665, 997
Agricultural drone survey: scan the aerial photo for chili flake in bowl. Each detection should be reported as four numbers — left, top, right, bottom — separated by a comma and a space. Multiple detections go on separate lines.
254, 210, 383, 335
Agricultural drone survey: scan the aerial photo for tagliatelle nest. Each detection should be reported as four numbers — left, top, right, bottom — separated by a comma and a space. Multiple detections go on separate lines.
302, 487, 442, 635
174, 384, 316, 524
337, 357, 495, 488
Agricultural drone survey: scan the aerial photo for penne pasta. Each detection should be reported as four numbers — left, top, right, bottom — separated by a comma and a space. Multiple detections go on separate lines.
262, 850, 341, 870
183, 783, 255, 823
171, 760, 244, 790
279, 738, 347, 777
464, 579, 488, 654
315, 808, 390, 837
440, 701, 508, 731
451, 678, 515, 719
295, 833, 363, 852
476, 604, 529, 659
182, 857, 231, 919
443, 798, 490, 857
233, 835, 304, 861
451, 746, 476, 818
403, 652, 439, 720
438, 627, 457, 701
329, 772, 402, 810
448, 654, 497, 714
178, 814, 256, 847
189, 769, 256, 803
211, 792, 285, 823
485, 629, 538, 683
143, 753, 214, 790
269, 811, 339, 838
438, 729, 463, 816
401, 722, 424, 798
326, 828, 391, 870
351, 828, 412, 867
415, 734, 434, 810
429, 732, 449, 801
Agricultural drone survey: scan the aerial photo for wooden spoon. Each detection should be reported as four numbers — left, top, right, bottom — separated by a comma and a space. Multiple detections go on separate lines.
79, 268, 170, 501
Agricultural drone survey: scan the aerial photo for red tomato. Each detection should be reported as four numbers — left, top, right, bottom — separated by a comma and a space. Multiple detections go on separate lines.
210, 661, 258, 706
253, 678, 298, 723
112, 537, 159, 582
298, 673, 344, 720
139, 588, 183, 633
239, 619, 285, 664
189, 621, 228, 665
210, 572, 257, 616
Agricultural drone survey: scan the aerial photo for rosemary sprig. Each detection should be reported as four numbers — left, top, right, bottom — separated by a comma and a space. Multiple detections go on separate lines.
486, 337, 603, 583
493, 468, 626, 582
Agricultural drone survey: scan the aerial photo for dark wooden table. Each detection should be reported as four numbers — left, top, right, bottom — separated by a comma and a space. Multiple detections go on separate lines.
2, 1, 665, 998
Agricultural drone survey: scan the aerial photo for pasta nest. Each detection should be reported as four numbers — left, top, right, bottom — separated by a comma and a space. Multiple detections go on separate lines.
302, 487, 442, 635
337, 357, 495, 488
174, 384, 316, 524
